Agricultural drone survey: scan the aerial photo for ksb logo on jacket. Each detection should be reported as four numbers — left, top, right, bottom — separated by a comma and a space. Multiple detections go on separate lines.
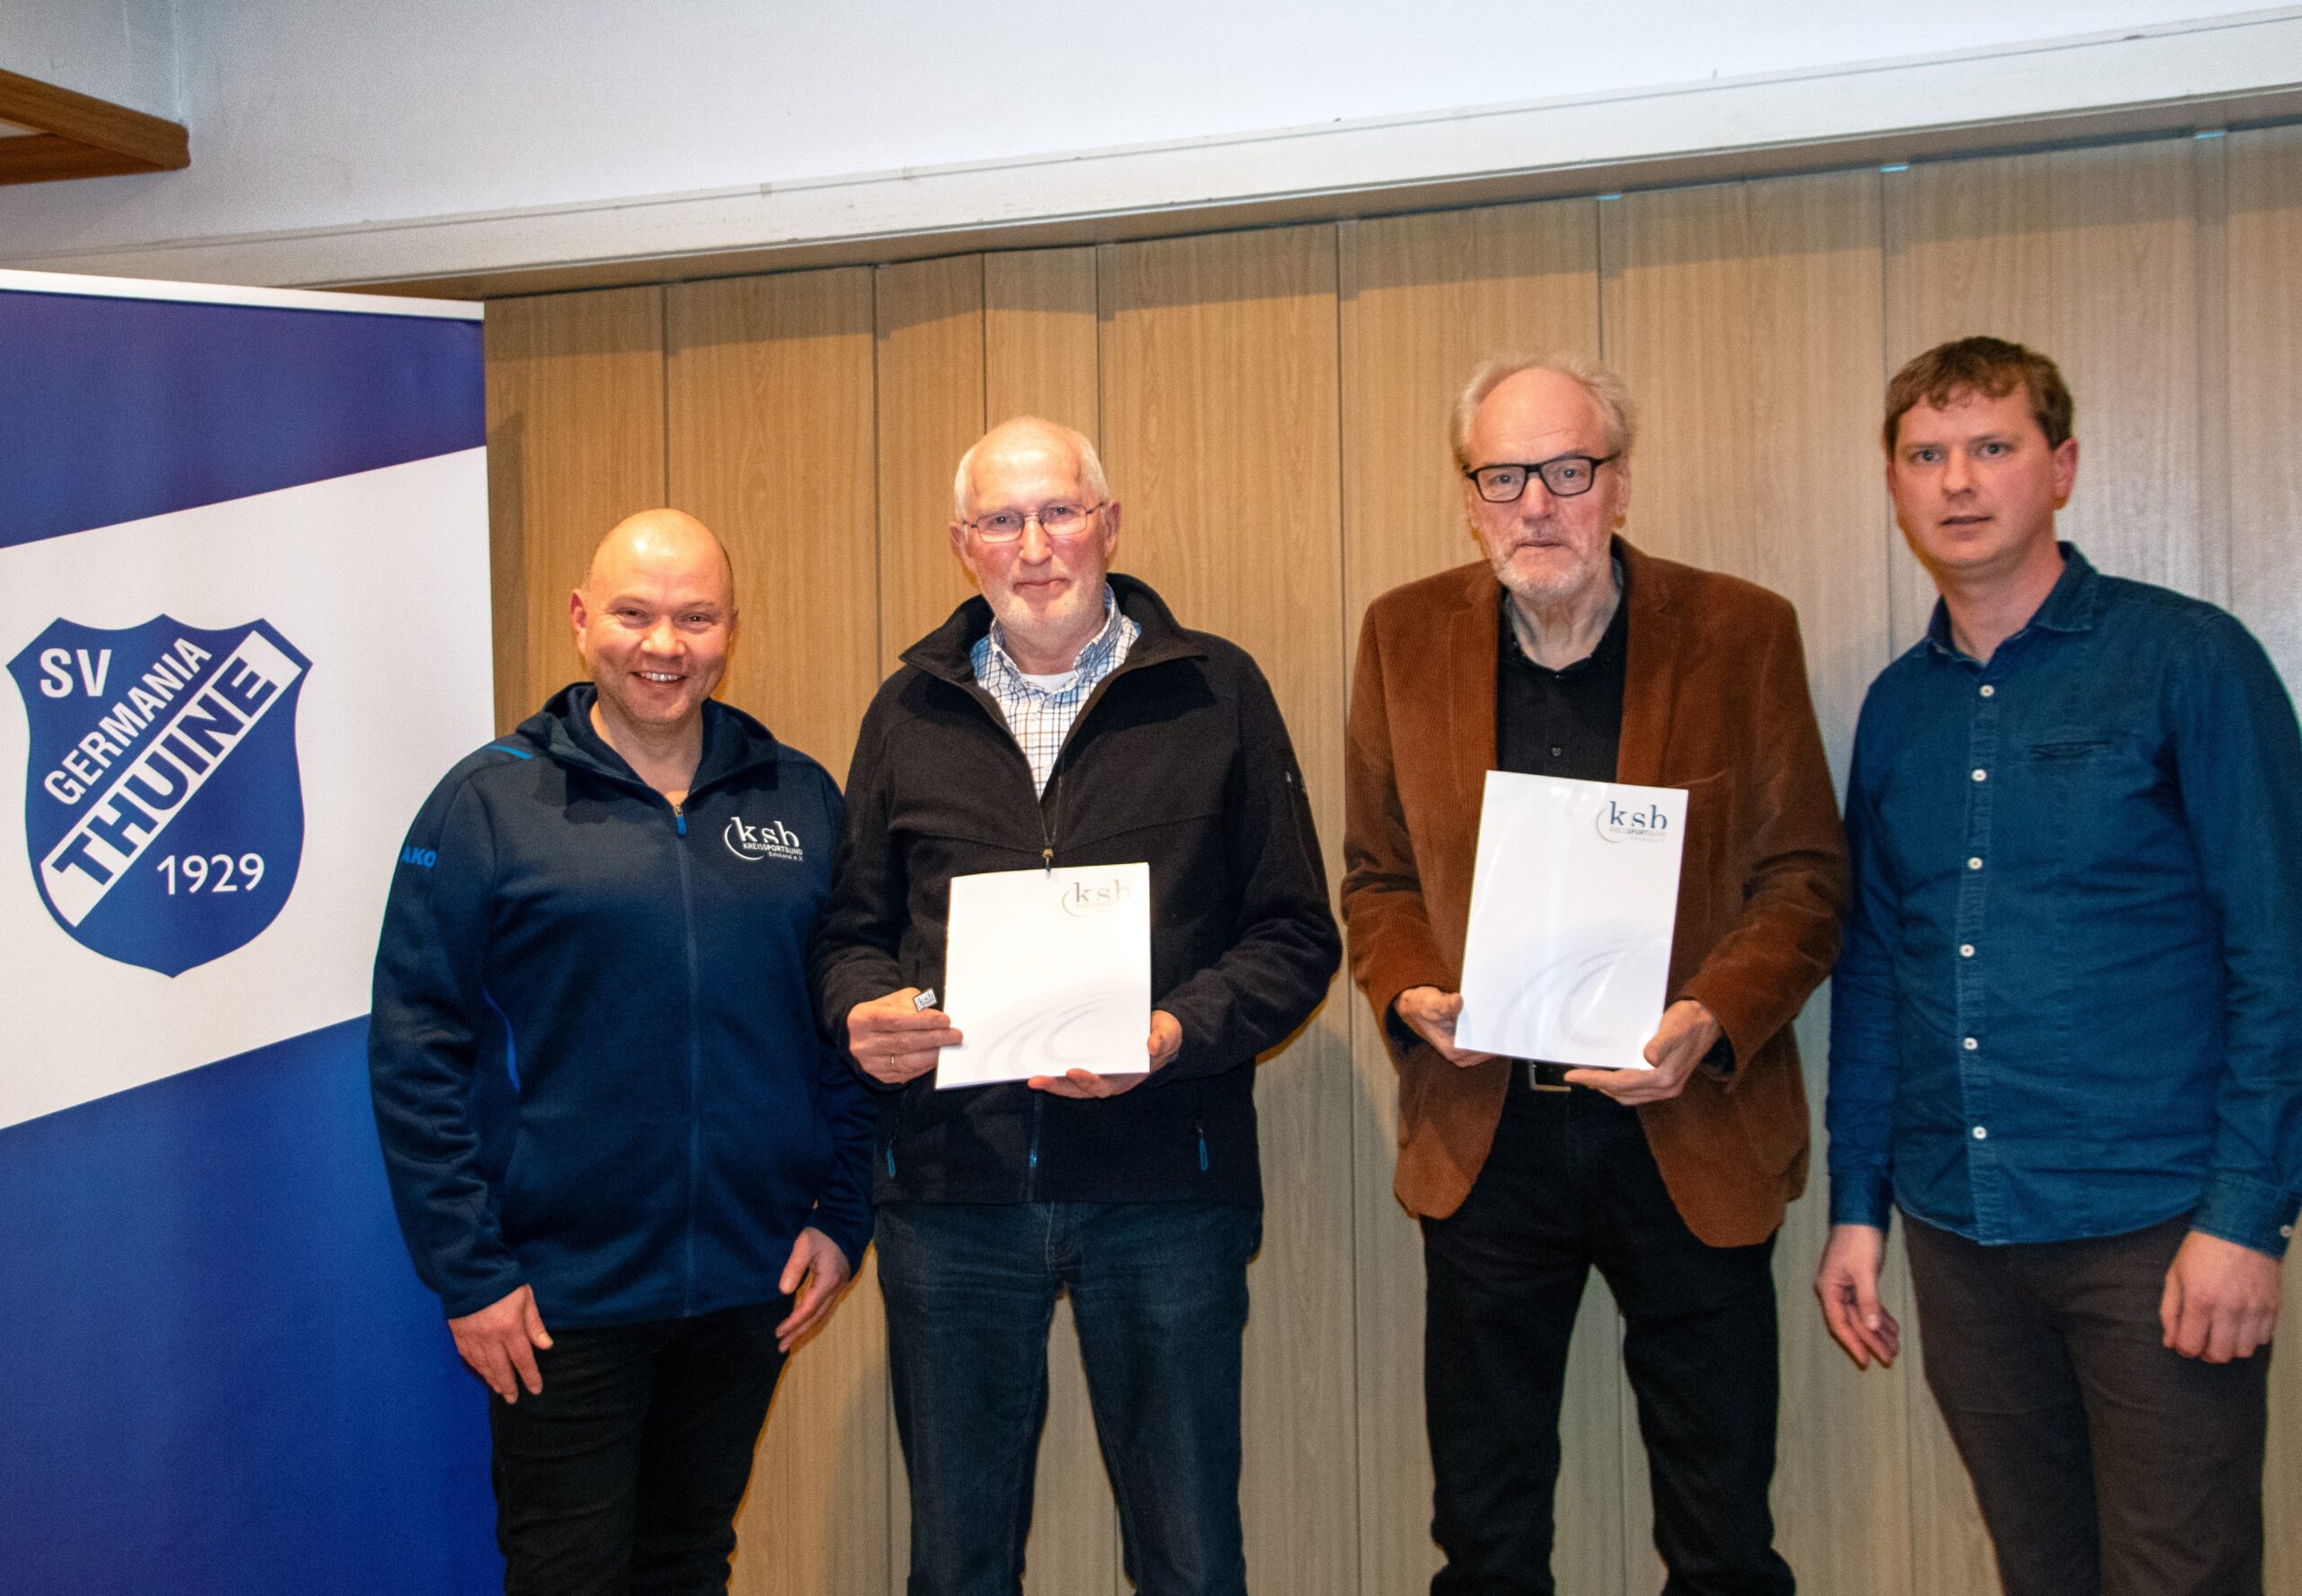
7, 615, 310, 976
723, 815, 803, 862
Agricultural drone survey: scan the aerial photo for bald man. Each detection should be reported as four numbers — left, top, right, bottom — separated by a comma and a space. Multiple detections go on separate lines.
815, 419, 1339, 1596
370, 510, 874, 1595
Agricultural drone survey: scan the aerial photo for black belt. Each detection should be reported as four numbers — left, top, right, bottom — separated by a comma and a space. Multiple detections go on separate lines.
1521, 1060, 1575, 1093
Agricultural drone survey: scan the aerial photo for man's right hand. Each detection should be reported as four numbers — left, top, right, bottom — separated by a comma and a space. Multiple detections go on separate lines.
1815, 1223, 1901, 1369
449, 1283, 552, 1403
1394, 986, 1495, 1068
846, 987, 963, 1085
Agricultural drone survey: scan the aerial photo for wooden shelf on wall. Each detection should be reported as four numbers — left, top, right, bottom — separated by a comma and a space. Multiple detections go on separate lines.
0, 67, 187, 186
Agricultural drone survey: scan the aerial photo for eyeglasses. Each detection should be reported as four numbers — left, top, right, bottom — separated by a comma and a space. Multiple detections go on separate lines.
1464, 453, 1619, 504
966, 502, 1103, 542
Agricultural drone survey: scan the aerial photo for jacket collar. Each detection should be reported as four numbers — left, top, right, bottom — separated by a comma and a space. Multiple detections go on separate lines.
518, 684, 783, 795
901, 571, 1207, 688
1444, 536, 1682, 807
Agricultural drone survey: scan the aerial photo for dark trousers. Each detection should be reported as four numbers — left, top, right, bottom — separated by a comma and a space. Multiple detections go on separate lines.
1905, 1212, 2270, 1596
486, 1301, 791, 1596
1419, 1076, 1793, 1596
876, 1199, 1261, 1596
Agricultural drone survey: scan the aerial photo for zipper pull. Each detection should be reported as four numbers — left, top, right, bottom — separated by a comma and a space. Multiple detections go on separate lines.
673, 800, 687, 837
1043, 846, 1054, 876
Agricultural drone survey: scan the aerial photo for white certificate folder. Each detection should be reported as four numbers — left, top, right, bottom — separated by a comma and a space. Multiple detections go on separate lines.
937, 862, 1152, 1089
1454, 771, 1688, 1071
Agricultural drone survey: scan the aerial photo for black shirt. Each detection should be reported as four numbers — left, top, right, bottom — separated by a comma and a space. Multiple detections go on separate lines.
1495, 558, 1628, 782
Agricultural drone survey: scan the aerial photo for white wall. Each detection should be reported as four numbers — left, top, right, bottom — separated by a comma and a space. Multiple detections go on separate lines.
3, 2, 2299, 288
0, 0, 178, 123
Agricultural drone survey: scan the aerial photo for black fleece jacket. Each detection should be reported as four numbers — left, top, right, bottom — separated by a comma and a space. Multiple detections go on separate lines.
812, 575, 1341, 1208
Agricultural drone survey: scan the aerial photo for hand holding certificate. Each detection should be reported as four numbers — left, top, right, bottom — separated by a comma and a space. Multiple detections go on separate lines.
1454, 771, 1688, 1071
937, 863, 1154, 1091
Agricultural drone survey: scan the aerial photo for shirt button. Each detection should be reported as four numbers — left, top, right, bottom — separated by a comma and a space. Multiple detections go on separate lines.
1549, 745, 1565, 758
1960, 943, 1976, 958
1972, 768, 1988, 782
1968, 856, 1984, 870
1963, 1036, 1978, 1051
1972, 1126, 1988, 1140
1979, 684, 1995, 699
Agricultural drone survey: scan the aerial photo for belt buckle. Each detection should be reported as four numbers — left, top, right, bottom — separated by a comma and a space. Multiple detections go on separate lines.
1527, 1061, 1572, 1093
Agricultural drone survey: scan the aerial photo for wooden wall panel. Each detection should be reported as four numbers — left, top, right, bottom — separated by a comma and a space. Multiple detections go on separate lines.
874, 255, 984, 683
662, 267, 890, 1596
482, 286, 665, 733
1882, 137, 2224, 647
1336, 199, 1625, 1596
985, 246, 1101, 441
1600, 168, 1905, 1596
2224, 121, 2302, 1596
1099, 226, 1358, 1596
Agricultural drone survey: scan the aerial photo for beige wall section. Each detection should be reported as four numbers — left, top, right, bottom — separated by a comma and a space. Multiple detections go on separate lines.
483, 285, 667, 733
1099, 225, 1360, 1596
482, 128, 2302, 1596
1601, 168, 1905, 1596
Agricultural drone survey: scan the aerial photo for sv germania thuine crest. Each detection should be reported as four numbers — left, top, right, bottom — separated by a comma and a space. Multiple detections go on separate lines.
8, 616, 310, 976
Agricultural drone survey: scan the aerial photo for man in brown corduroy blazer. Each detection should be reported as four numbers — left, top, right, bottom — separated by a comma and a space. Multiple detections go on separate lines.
1341, 352, 1848, 1596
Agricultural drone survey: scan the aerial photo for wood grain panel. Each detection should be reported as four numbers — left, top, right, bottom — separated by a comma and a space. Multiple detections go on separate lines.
1336, 198, 1625, 1596
666, 269, 879, 771
874, 255, 986, 682
1601, 167, 1905, 1596
662, 267, 888, 1596
1882, 138, 2221, 648
2224, 120, 2302, 1596
483, 286, 666, 735
1099, 225, 1357, 1596
985, 247, 1102, 441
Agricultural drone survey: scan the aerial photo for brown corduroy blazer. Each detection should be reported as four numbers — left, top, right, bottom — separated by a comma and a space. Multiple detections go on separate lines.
1341, 541, 1850, 1247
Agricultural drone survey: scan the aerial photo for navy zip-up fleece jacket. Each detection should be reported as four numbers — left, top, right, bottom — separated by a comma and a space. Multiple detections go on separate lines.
370, 686, 874, 1325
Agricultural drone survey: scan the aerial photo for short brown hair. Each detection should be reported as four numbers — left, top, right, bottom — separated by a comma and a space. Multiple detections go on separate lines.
1882, 336, 2074, 452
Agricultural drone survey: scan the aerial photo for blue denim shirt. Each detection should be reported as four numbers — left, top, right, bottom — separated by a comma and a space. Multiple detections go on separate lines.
1827, 546, 2302, 1256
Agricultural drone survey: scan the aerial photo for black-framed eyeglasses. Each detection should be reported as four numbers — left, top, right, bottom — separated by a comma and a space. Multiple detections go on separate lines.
1464, 453, 1619, 504
966, 501, 1104, 542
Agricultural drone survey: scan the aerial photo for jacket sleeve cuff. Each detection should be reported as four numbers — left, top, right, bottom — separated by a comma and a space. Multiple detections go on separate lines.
437, 1262, 531, 1322
1828, 1172, 1895, 1233
2190, 1173, 2298, 1259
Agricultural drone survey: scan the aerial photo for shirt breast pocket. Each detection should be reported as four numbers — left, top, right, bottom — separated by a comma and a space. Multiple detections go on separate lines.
2022, 728, 2154, 871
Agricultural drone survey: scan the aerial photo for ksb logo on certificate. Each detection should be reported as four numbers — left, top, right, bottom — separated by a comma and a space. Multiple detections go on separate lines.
9, 615, 310, 976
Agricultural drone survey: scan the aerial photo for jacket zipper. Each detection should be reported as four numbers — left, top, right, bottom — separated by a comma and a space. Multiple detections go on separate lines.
673, 798, 700, 1315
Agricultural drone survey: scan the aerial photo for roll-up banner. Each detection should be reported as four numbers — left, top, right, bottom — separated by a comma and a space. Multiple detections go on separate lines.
0, 270, 500, 1592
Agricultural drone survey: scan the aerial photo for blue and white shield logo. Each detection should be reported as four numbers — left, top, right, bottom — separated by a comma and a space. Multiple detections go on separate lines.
8, 617, 311, 976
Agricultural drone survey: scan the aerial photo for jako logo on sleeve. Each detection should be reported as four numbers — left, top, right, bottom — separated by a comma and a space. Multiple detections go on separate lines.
723, 816, 803, 862
7, 616, 310, 976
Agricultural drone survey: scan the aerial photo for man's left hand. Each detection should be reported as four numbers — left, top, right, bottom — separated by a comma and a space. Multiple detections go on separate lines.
2159, 1231, 2281, 1363
1029, 1010, 1181, 1099
1563, 1000, 1720, 1105
774, 1226, 854, 1352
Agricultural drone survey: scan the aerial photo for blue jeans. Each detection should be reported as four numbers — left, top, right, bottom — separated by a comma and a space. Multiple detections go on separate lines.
876, 1199, 1261, 1596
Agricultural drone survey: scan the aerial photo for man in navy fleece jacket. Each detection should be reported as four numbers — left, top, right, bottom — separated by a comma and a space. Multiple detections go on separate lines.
370, 509, 873, 1595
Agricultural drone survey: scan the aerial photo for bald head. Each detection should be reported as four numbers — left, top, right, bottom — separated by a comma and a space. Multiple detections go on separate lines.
584, 508, 734, 603
952, 418, 1108, 522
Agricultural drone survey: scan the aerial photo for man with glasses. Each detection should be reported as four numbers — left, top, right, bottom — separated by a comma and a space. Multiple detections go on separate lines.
1818, 337, 2301, 1595
1341, 353, 1846, 1595
815, 416, 1339, 1596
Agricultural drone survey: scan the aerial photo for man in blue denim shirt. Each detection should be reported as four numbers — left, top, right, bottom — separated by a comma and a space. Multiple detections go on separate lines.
1816, 338, 2302, 1596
